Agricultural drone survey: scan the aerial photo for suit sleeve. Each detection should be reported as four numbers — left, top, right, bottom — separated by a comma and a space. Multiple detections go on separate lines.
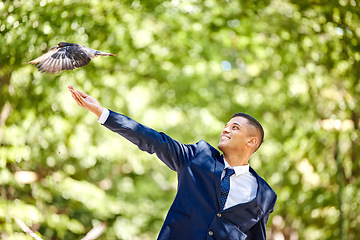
245, 197, 276, 240
244, 212, 269, 240
102, 110, 200, 171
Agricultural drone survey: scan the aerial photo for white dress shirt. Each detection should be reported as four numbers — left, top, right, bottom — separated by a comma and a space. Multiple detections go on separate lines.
98, 108, 110, 124
222, 160, 258, 209
98, 109, 258, 209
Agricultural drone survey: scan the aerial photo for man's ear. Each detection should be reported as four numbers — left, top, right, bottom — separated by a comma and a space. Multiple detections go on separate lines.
247, 137, 258, 149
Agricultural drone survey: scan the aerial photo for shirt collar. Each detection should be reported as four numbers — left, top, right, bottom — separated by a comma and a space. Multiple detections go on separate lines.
224, 159, 250, 176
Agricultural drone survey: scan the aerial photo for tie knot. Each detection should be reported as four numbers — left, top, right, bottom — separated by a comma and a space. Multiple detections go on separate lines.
224, 168, 235, 179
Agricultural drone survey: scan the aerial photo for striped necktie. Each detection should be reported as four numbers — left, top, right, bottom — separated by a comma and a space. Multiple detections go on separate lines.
220, 168, 235, 210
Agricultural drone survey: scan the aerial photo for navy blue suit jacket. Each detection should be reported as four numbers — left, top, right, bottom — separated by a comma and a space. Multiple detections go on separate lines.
103, 110, 277, 240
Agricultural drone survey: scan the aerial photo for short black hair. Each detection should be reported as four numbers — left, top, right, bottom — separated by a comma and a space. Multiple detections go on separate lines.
231, 113, 264, 152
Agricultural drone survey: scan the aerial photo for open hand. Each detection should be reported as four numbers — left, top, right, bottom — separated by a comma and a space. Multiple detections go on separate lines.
68, 86, 103, 117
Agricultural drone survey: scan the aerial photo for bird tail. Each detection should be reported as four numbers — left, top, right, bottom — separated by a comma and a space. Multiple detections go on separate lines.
95, 51, 116, 56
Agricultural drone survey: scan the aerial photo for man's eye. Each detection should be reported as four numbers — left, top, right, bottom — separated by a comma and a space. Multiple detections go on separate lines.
232, 126, 238, 129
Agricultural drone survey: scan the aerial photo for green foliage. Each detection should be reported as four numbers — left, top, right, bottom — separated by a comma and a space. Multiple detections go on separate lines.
1, 0, 359, 239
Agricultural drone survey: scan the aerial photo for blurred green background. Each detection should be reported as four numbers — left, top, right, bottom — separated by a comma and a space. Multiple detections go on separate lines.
1, 0, 359, 239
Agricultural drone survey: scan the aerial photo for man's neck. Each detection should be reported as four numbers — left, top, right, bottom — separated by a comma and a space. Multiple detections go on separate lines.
223, 154, 250, 167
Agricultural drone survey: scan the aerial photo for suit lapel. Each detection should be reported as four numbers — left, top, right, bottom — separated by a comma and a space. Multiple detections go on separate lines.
215, 165, 276, 232
249, 166, 276, 213
214, 159, 275, 214
214, 155, 225, 210
221, 167, 263, 232
220, 166, 263, 212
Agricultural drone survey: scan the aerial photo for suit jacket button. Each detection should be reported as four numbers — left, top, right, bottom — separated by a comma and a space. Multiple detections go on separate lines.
217, 213, 221, 217
208, 231, 213, 236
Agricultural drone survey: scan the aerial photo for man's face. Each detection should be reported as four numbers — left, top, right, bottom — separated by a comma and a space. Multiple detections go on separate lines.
218, 116, 253, 154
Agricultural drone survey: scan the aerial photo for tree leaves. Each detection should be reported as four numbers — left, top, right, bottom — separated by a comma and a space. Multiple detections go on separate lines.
1, 0, 359, 239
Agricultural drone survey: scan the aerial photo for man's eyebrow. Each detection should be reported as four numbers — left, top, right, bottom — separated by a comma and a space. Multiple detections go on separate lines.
225, 122, 241, 127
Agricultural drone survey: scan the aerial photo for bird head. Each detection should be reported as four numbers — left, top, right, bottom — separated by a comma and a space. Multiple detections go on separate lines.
58, 42, 70, 48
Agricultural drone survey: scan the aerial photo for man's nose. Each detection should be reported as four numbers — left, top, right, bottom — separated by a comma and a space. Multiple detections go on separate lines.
222, 126, 230, 133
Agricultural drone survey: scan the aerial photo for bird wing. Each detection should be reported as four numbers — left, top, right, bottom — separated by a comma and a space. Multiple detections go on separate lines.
32, 45, 92, 74
27, 47, 59, 65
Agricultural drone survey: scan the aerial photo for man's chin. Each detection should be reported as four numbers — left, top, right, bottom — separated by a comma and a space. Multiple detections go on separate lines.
218, 143, 225, 152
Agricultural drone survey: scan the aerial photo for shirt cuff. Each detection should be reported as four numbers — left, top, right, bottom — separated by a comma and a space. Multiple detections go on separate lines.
97, 108, 110, 124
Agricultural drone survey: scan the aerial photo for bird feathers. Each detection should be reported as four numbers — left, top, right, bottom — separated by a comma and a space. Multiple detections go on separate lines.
28, 43, 115, 74
27, 47, 58, 65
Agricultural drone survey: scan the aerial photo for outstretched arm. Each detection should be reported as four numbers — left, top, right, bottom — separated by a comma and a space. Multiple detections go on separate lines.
68, 85, 103, 117
68, 86, 200, 171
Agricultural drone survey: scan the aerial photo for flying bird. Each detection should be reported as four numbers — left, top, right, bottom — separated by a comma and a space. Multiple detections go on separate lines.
28, 42, 116, 74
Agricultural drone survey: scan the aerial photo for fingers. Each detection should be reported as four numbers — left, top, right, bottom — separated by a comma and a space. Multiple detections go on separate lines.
69, 88, 84, 107
68, 86, 88, 100
72, 92, 83, 107
68, 85, 84, 105
68, 86, 96, 113
69, 88, 78, 102
74, 91, 86, 107
77, 90, 88, 98
68, 86, 102, 117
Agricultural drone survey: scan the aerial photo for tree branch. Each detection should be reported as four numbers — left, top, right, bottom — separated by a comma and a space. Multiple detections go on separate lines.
81, 222, 107, 240
14, 218, 44, 240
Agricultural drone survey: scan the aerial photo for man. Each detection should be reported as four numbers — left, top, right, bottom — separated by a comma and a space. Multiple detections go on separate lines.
68, 86, 277, 240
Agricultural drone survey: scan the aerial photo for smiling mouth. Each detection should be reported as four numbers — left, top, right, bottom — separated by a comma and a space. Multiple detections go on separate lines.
221, 135, 230, 140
